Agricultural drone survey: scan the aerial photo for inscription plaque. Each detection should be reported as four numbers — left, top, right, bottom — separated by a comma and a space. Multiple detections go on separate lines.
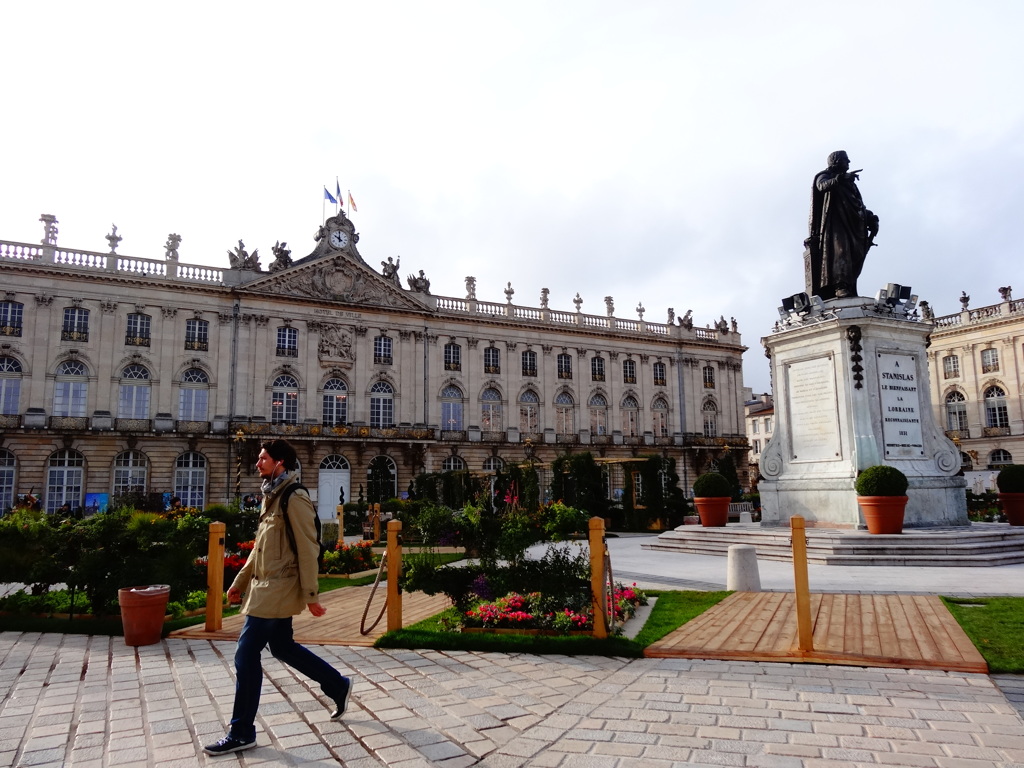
787, 356, 841, 462
878, 352, 924, 457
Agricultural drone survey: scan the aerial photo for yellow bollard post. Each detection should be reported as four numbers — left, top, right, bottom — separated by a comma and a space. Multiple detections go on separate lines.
386, 519, 403, 632
589, 517, 608, 639
206, 522, 226, 632
790, 515, 813, 652
373, 504, 381, 542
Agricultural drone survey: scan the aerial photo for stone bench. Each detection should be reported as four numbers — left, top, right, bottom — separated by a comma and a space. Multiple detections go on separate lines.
728, 502, 754, 523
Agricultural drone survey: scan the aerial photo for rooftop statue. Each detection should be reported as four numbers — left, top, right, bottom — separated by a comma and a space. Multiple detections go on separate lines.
407, 270, 430, 294
381, 256, 401, 286
268, 241, 292, 273
805, 150, 879, 300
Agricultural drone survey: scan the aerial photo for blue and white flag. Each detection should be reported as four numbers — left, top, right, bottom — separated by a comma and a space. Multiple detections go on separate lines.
324, 187, 338, 204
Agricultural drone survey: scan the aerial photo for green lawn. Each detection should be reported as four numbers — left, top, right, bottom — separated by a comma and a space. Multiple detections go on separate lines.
942, 596, 1024, 674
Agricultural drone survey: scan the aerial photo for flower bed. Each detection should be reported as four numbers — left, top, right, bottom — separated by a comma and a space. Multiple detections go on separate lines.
322, 541, 380, 575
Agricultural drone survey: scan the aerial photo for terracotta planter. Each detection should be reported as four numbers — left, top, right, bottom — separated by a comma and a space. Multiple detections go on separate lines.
693, 497, 730, 527
998, 493, 1024, 525
857, 495, 908, 534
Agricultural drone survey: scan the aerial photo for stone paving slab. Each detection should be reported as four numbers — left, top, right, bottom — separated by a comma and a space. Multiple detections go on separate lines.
0, 632, 1022, 767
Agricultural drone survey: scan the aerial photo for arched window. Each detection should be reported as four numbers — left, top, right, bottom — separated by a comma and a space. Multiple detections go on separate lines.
652, 397, 669, 437
985, 386, 1009, 429
990, 449, 1013, 468
519, 390, 539, 432
369, 381, 394, 428
959, 451, 973, 471
441, 385, 464, 431
481, 388, 503, 431
945, 391, 967, 432
442, 455, 465, 472
320, 455, 350, 470
621, 395, 640, 437
653, 361, 667, 387
322, 378, 348, 426
0, 357, 22, 416
271, 374, 299, 424
521, 350, 537, 377
444, 342, 462, 372
483, 456, 504, 473
0, 449, 16, 512
591, 357, 605, 382
367, 455, 397, 502
46, 449, 84, 513
113, 450, 148, 496
702, 399, 719, 438
174, 452, 207, 509
554, 392, 575, 433
703, 365, 716, 389
179, 368, 210, 422
118, 364, 151, 419
589, 393, 608, 435
54, 360, 88, 417
557, 353, 572, 379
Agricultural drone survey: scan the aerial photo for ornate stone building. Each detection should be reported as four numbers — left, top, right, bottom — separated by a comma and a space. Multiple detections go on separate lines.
0, 212, 748, 517
925, 288, 1024, 491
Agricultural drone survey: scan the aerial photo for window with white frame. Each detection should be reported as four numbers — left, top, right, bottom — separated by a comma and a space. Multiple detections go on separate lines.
185, 318, 209, 351
0, 357, 22, 415
985, 385, 1009, 428
557, 353, 572, 379
554, 392, 575, 433
945, 391, 967, 431
753, 439, 761, 453
621, 395, 639, 437
521, 350, 537, 377
373, 335, 392, 365
589, 393, 608, 435
441, 385, 464, 430
118, 364, 151, 419
990, 449, 1013, 468
751, 420, 759, 434
271, 374, 299, 424
174, 452, 207, 509
442, 455, 465, 472
61, 307, 89, 342
622, 359, 636, 384
943, 355, 960, 379
480, 387, 502, 431
764, 417, 772, 433
519, 390, 539, 432
276, 326, 298, 357
369, 381, 394, 427
484, 346, 500, 374
703, 400, 718, 438
322, 378, 348, 426
483, 456, 504, 473
46, 449, 84, 513
54, 360, 88, 417
113, 450, 148, 496
444, 342, 461, 372
703, 365, 716, 389
0, 449, 15, 512
591, 356, 605, 382
0, 300, 24, 337
653, 361, 667, 387
981, 348, 1000, 374
652, 397, 668, 437
178, 368, 209, 421
125, 313, 151, 347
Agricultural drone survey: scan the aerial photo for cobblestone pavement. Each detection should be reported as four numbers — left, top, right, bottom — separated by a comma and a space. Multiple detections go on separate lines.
2, 631, 1022, 768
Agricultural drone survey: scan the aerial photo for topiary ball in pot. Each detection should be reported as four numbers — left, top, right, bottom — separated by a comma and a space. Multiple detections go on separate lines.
692, 471, 733, 498
995, 465, 1024, 525
692, 472, 732, 527
854, 465, 908, 497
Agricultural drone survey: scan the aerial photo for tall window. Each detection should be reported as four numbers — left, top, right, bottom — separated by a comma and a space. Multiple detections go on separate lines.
178, 368, 210, 421
481, 388, 503, 431
442, 455, 466, 472
367, 455, 397, 501
621, 395, 639, 437
174, 452, 207, 509
653, 361, 667, 387
369, 381, 394, 427
0, 357, 22, 415
943, 355, 960, 379
118, 364, 151, 419
374, 335, 392, 365
46, 449, 84, 513
444, 343, 461, 372
591, 357, 605, 382
322, 378, 348, 426
484, 346, 500, 374
0, 449, 15, 512
557, 353, 572, 380
753, 439, 761, 454
441, 385, 464, 430
125, 313, 151, 346
652, 397, 669, 437
703, 365, 716, 389
185, 318, 209, 351
113, 451, 148, 496
703, 400, 719, 438
519, 390, 539, 432
521, 350, 537, 377
271, 374, 299, 423
61, 307, 89, 342
752, 420, 759, 434
589, 393, 608, 435
981, 348, 1000, 374
0, 300, 23, 337
622, 359, 636, 384
764, 417, 772, 433
276, 326, 298, 357
945, 391, 968, 431
554, 392, 575, 433
53, 360, 88, 417
985, 386, 1009, 428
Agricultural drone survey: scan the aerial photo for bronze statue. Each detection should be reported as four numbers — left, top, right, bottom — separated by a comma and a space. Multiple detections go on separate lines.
805, 151, 878, 300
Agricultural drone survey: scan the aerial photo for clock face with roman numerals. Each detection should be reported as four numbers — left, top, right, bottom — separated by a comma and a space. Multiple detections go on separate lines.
329, 230, 349, 248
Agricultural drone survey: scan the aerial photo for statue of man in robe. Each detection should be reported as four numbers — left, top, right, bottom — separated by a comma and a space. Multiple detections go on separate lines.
805, 150, 879, 300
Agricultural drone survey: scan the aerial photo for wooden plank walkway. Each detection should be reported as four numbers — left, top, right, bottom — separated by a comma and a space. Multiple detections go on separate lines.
169, 584, 450, 647
645, 592, 988, 673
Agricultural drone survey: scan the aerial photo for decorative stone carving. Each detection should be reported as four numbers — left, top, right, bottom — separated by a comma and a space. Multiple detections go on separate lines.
100, 300, 118, 313
162, 307, 177, 318
380, 256, 401, 286
311, 322, 354, 362
268, 241, 292, 273
680, 310, 693, 330
465, 276, 476, 300
407, 270, 431, 294
999, 286, 1013, 301
636, 303, 645, 320
573, 293, 583, 312
604, 296, 614, 316
667, 308, 675, 325
504, 282, 514, 303
847, 325, 864, 389
39, 214, 58, 246
285, 261, 419, 308
540, 288, 549, 309
959, 291, 970, 310
105, 225, 122, 254
228, 240, 261, 271
165, 234, 181, 261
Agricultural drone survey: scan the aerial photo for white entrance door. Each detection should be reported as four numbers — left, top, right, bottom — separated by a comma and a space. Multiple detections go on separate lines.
317, 455, 351, 521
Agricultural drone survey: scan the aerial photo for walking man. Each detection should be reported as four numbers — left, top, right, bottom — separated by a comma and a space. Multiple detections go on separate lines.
204, 439, 351, 756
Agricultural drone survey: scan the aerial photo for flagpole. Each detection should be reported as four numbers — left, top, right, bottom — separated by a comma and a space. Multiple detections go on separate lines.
335, 176, 340, 216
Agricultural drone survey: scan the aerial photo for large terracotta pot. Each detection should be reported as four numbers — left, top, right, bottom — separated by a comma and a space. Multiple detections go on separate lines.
998, 493, 1024, 525
693, 497, 730, 527
857, 496, 908, 534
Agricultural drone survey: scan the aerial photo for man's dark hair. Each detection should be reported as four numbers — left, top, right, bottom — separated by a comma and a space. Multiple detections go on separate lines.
261, 439, 298, 471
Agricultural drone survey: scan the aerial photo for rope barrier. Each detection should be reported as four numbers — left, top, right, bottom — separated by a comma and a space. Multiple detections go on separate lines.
359, 551, 389, 635
603, 548, 616, 633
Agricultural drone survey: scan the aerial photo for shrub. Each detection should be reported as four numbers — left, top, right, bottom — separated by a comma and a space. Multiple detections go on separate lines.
855, 465, 909, 497
996, 465, 1024, 493
692, 472, 733, 498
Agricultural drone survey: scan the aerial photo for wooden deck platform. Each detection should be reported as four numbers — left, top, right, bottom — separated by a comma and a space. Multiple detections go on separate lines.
169, 584, 450, 647
645, 592, 988, 673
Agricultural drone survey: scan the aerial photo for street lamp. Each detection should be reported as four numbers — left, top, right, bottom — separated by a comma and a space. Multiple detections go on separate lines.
234, 430, 245, 500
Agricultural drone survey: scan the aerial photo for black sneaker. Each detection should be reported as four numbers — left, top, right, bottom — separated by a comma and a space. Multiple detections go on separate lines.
330, 676, 352, 720
203, 735, 256, 755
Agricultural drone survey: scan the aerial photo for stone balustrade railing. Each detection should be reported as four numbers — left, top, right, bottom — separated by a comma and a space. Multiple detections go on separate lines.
932, 297, 1024, 329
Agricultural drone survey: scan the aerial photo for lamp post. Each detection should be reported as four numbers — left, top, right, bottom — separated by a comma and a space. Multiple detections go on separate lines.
234, 430, 244, 500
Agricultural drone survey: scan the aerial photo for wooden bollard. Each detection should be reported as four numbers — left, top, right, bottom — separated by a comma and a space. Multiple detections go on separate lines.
386, 519, 402, 632
205, 521, 226, 632
790, 516, 813, 652
589, 516, 608, 639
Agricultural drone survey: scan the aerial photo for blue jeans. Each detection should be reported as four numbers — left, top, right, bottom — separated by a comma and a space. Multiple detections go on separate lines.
229, 615, 346, 741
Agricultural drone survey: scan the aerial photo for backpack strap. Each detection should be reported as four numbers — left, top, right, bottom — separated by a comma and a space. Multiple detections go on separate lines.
279, 482, 308, 561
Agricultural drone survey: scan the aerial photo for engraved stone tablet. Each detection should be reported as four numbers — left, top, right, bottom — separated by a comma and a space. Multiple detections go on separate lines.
878, 352, 924, 457
786, 356, 841, 462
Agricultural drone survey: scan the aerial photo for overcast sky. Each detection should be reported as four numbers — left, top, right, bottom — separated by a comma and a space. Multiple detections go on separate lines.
3, 1, 1022, 393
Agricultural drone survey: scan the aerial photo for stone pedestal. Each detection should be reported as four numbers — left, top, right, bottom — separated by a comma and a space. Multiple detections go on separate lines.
759, 297, 967, 529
